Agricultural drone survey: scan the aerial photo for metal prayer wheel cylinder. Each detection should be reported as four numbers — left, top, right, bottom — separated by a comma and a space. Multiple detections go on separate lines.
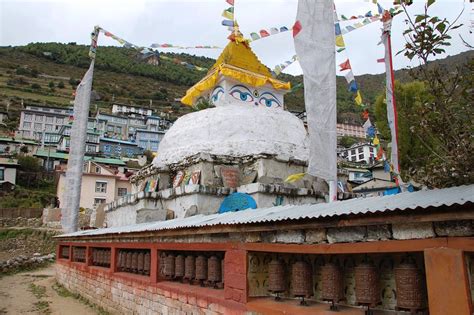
394, 261, 426, 311
98, 250, 104, 266
164, 254, 175, 278
208, 256, 222, 283
321, 262, 344, 303
137, 252, 144, 274
268, 259, 286, 293
126, 252, 132, 271
184, 255, 196, 280
291, 261, 313, 297
61, 246, 69, 258
175, 255, 185, 278
355, 262, 380, 307
132, 252, 138, 272
105, 250, 110, 266
117, 252, 123, 270
143, 252, 151, 275
196, 255, 208, 281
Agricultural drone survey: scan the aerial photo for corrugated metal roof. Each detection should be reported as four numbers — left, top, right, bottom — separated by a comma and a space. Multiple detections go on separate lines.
58, 184, 474, 238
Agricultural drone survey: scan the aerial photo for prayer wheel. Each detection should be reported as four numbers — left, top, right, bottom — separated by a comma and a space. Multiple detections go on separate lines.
355, 262, 380, 307
105, 250, 110, 267
196, 255, 208, 281
175, 255, 185, 279
321, 262, 344, 308
394, 260, 426, 312
291, 261, 313, 303
207, 256, 222, 284
137, 252, 144, 274
132, 252, 138, 273
98, 250, 104, 266
126, 252, 132, 272
117, 251, 123, 271
61, 246, 69, 259
268, 259, 286, 296
164, 254, 175, 278
184, 255, 196, 281
143, 252, 151, 275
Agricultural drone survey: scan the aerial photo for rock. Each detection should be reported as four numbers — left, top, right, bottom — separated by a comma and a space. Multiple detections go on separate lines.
367, 225, 392, 241
327, 226, 366, 243
392, 222, 435, 240
33, 252, 41, 257
434, 220, 474, 237
305, 229, 327, 243
275, 230, 305, 244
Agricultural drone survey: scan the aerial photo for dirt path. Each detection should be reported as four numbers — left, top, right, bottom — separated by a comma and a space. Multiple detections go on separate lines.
0, 265, 99, 315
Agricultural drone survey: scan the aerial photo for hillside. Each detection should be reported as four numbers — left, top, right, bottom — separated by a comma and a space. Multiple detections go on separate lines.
0, 43, 472, 130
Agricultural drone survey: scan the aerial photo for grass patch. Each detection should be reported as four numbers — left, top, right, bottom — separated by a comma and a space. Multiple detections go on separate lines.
53, 282, 110, 315
0, 228, 35, 240
33, 300, 51, 314
29, 283, 47, 299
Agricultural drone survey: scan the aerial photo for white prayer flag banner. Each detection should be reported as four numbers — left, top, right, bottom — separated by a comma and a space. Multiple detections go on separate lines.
294, 0, 337, 182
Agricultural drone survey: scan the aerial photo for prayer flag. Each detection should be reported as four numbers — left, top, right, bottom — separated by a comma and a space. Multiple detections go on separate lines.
336, 47, 346, 53
222, 9, 234, 20
250, 32, 260, 41
335, 35, 345, 47
348, 80, 358, 92
341, 14, 348, 20
373, 136, 380, 145
259, 29, 270, 37
344, 70, 355, 83
363, 118, 372, 133
355, 90, 363, 105
226, 0, 234, 5
280, 26, 289, 32
270, 27, 279, 35
338, 59, 351, 71
285, 173, 306, 183
292, 20, 302, 37
335, 23, 341, 35
222, 19, 234, 27
377, 3, 384, 14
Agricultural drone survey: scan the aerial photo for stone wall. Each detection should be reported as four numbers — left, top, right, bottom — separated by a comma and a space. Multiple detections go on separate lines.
0, 207, 43, 219
56, 261, 245, 315
0, 217, 42, 227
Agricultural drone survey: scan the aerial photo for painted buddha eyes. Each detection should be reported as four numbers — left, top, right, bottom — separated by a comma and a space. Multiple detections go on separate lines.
211, 86, 224, 102
229, 85, 281, 108
259, 92, 281, 108
229, 85, 254, 103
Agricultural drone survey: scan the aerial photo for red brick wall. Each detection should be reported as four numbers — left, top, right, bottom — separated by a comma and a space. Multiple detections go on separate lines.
55, 242, 248, 315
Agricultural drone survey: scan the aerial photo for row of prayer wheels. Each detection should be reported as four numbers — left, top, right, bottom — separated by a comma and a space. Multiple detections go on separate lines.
72, 247, 86, 263
91, 248, 111, 267
267, 258, 426, 312
117, 250, 151, 276
163, 253, 223, 287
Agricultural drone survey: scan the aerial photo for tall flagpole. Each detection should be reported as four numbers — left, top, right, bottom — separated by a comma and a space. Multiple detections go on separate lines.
381, 11, 402, 185
61, 26, 99, 233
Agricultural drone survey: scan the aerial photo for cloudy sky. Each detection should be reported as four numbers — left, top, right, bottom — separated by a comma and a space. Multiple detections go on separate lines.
0, 0, 472, 75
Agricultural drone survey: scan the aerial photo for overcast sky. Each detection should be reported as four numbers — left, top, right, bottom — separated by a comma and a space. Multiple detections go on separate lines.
0, 0, 472, 75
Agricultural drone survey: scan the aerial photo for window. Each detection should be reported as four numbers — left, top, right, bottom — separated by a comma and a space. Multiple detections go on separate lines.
358, 147, 363, 153
117, 188, 127, 196
35, 115, 43, 122
56, 117, 63, 124
24, 113, 32, 121
94, 198, 106, 205
45, 124, 53, 131
107, 125, 114, 132
358, 154, 364, 160
86, 144, 97, 153
0, 168, 4, 181
34, 123, 42, 130
23, 131, 31, 137
95, 181, 107, 193
103, 144, 111, 153
46, 116, 54, 123
23, 122, 31, 129
351, 149, 356, 155
116, 126, 122, 134
42, 108, 50, 112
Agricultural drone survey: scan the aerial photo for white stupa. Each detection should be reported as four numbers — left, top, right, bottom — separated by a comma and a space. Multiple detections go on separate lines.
105, 34, 325, 227
153, 34, 309, 168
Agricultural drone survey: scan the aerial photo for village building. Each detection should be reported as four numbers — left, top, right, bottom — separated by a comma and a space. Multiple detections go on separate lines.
340, 142, 377, 164
336, 122, 366, 138
0, 110, 9, 124
56, 161, 131, 210
103, 34, 326, 227
112, 103, 154, 117
0, 157, 18, 186
0, 136, 37, 155
135, 129, 165, 152
99, 137, 142, 158
352, 162, 399, 196
17, 104, 72, 140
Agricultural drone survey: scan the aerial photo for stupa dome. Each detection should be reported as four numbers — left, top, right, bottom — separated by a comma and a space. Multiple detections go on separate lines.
152, 104, 308, 167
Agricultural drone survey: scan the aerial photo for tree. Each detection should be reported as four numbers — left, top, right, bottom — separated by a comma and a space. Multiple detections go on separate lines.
57, 81, 65, 88
387, 0, 474, 187
48, 81, 55, 88
339, 136, 358, 148
18, 155, 41, 172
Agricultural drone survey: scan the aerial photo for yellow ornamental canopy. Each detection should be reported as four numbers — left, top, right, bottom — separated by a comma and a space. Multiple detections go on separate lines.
181, 37, 291, 106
